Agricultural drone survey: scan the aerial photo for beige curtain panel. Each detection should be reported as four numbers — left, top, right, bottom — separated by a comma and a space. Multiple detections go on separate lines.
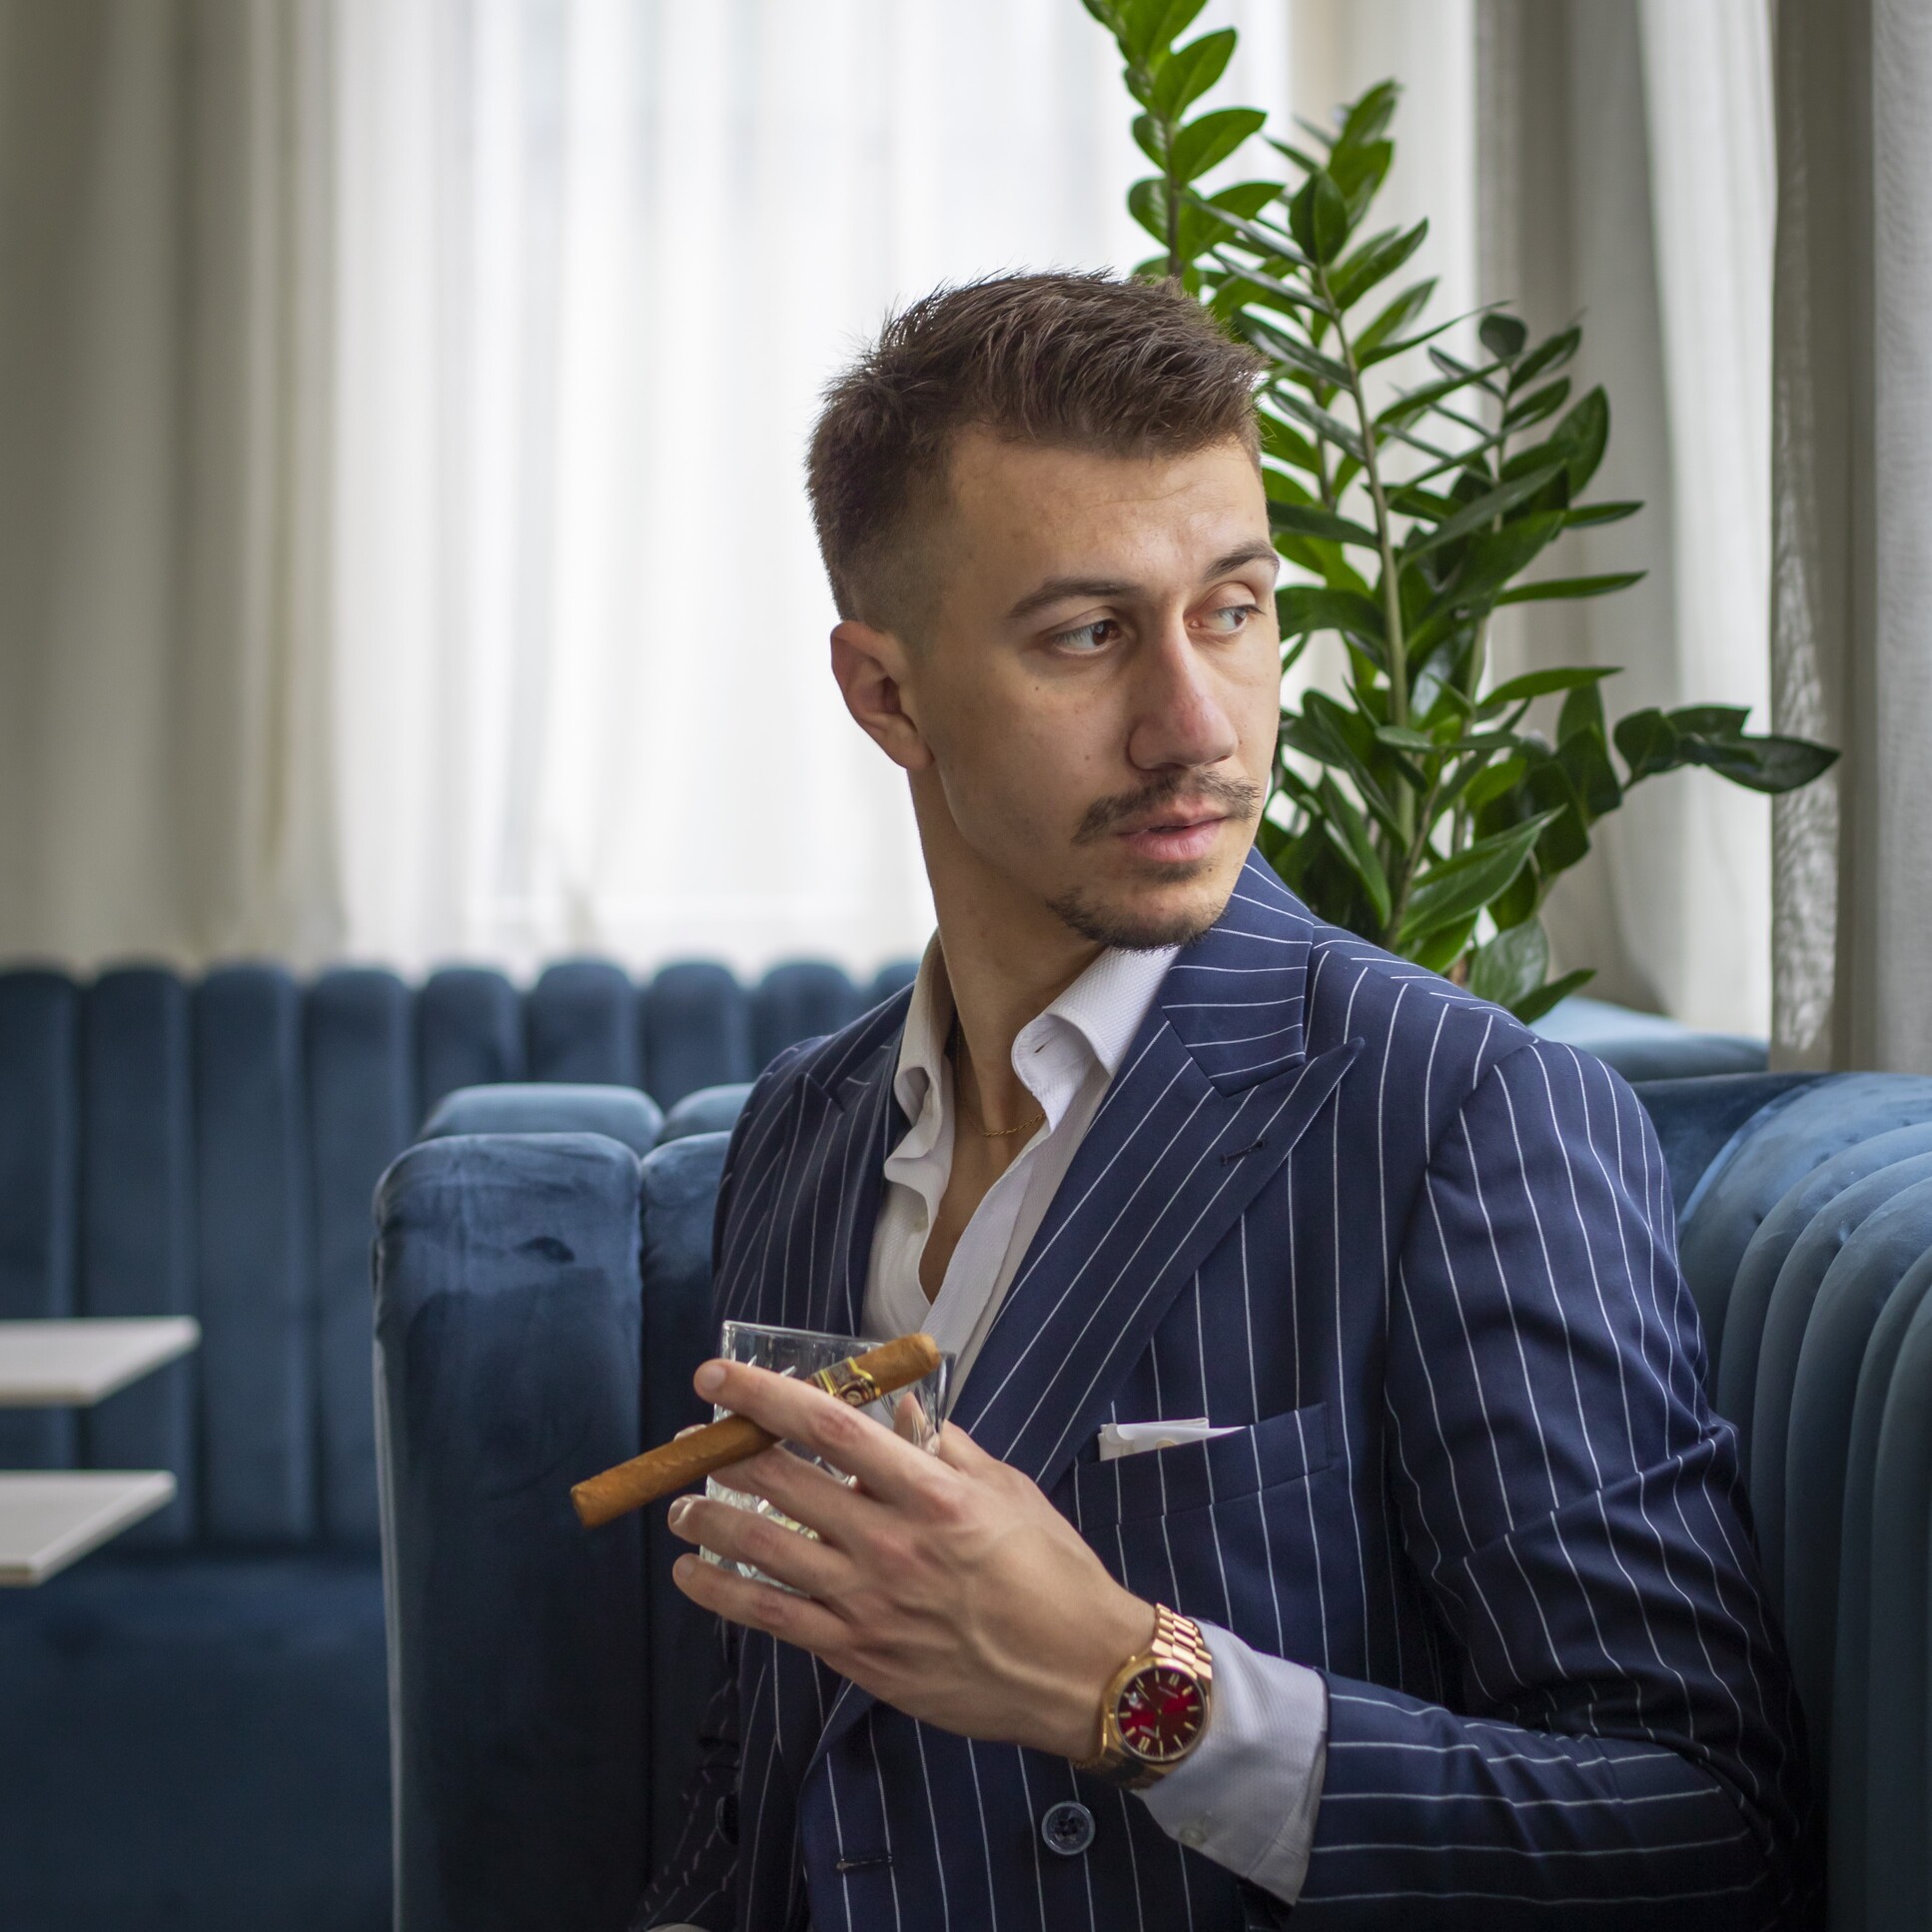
1771, 0, 1932, 1075
0, 0, 342, 971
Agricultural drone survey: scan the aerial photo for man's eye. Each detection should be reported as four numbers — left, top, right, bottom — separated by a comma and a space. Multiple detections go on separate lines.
1054, 618, 1121, 653
1199, 602, 1259, 634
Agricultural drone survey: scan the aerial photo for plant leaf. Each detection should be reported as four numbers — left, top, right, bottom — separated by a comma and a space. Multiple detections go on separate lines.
1549, 387, 1610, 494
1398, 812, 1559, 947
1198, 201, 1314, 267
1330, 138, 1394, 220
1557, 679, 1608, 749
1317, 773, 1393, 928
1150, 25, 1236, 117
1121, 0, 1209, 62
1276, 583, 1386, 639
1272, 388, 1368, 463
1679, 732, 1840, 794
1556, 721, 1623, 820
1258, 408, 1320, 473
1510, 967, 1595, 1026
1468, 918, 1549, 1010
1216, 257, 1330, 317
1352, 277, 1433, 351
1242, 314, 1354, 387
1126, 177, 1170, 247
1503, 377, 1571, 432
1289, 168, 1352, 265
1613, 708, 1680, 782
1269, 502, 1381, 547
1336, 79, 1401, 148
1281, 694, 1403, 834
1494, 571, 1645, 604
1406, 462, 1566, 559
1478, 313, 1528, 361
1375, 723, 1441, 753
1330, 221, 1429, 312
1412, 915, 1480, 976
1172, 107, 1268, 184
1508, 324, 1581, 394
1669, 704, 1751, 738
1477, 665, 1619, 713
1562, 499, 1641, 528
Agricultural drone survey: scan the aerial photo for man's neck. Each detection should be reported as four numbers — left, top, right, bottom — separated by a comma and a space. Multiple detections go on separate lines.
922, 880, 1101, 1139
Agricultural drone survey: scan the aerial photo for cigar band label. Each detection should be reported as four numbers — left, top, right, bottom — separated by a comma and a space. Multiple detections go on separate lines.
811, 1360, 883, 1409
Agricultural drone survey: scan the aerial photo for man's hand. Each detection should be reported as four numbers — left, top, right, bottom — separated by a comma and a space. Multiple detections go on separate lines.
667, 1358, 1153, 1761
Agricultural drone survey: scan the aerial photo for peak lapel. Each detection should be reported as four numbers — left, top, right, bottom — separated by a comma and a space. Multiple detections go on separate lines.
951, 1033, 1359, 1486
744, 1006, 903, 1340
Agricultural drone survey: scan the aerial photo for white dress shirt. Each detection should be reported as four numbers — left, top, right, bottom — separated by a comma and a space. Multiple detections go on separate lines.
858, 937, 1329, 1907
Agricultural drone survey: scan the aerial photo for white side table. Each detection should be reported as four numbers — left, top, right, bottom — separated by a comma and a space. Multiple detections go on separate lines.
0, 1471, 177, 1585
0, 1318, 200, 1407
0, 1317, 200, 1585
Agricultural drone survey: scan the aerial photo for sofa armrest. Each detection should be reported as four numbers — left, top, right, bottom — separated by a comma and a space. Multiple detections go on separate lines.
375, 1131, 648, 1932
418, 1082, 664, 1155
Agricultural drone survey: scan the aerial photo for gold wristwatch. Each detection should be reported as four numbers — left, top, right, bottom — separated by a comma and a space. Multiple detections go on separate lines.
1074, 1602, 1215, 1789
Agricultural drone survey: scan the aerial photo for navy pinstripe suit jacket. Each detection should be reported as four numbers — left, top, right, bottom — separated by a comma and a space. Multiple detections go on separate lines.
641, 852, 1811, 1931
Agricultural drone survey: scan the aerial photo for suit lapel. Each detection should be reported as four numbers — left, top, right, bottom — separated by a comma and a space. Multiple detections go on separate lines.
807, 852, 1361, 1775
950, 1027, 1358, 1484
718, 1002, 905, 1339
810, 1042, 902, 1335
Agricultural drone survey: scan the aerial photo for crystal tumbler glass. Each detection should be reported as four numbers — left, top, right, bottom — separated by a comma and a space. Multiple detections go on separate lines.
702, 1320, 953, 1589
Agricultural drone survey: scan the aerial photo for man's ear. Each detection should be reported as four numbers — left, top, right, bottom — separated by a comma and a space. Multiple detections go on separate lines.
830, 620, 935, 773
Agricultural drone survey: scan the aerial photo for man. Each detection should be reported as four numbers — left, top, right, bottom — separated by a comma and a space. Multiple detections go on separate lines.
639, 273, 1810, 1930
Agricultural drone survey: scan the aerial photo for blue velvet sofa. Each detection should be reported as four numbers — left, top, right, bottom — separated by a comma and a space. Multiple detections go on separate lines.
0, 951, 1822, 1931
375, 1028, 1932, 1931
0, 955, 911, 1932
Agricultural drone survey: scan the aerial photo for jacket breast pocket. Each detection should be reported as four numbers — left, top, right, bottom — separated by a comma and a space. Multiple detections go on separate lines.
1069, 1402, 1331, 1534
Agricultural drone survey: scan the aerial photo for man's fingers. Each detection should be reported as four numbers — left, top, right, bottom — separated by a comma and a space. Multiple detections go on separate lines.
666, 1491, 851, 1601
671, 1549, 851, 1659
934, 1420, 992, 1469
693, 1360, 937, 1504
729, 1445, 873, 1544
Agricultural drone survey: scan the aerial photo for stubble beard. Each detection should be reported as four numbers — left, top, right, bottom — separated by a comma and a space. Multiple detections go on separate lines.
1045, 769, 1263, 952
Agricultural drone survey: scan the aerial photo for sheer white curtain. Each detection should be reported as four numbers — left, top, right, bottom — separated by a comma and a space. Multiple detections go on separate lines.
327, 0, 1291, 980
1475, 0, 1776, 1037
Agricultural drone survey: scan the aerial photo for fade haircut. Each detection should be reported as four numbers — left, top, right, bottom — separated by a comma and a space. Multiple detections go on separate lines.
807, 271, 1264, 633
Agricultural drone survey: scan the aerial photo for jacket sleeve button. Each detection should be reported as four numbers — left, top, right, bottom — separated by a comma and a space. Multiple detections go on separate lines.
1041, 1800, 1097, 1856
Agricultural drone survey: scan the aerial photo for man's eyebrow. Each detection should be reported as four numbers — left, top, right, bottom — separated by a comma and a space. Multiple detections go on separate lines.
1206, 542, 1281, 579
1005, 575, 1137, 622
1004, 545, 1279, 624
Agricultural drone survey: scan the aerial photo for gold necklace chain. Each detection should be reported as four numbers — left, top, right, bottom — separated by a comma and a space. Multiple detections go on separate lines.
948, 1015, 1045, 1141
957, 1089, 1046, 1140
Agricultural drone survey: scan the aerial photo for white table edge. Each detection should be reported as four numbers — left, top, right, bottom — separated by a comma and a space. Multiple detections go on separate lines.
0, 1470, 178, 1586
0, 1317, 201, 1408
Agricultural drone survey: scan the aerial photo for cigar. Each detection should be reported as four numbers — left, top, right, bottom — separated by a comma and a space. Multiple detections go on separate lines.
570, 1332, 942, 1528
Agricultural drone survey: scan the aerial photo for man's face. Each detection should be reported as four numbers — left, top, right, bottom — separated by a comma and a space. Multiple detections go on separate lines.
881, 429, 1281, 951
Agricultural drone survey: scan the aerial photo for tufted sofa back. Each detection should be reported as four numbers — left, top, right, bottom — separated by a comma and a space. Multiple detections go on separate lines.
0, 955, 915, 1551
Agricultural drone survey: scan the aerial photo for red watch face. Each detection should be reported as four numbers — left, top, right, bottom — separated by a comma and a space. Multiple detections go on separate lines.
1116, 1663, 1207, 1762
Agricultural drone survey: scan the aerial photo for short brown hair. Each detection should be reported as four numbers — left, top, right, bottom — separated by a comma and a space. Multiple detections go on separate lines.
807, 272, 1263, 628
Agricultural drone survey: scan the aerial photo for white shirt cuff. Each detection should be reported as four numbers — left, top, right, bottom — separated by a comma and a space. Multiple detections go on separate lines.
1136, 1619, 1328, 1904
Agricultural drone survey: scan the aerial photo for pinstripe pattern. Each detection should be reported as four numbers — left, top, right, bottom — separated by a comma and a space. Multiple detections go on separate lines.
639, 851, 1810, 1931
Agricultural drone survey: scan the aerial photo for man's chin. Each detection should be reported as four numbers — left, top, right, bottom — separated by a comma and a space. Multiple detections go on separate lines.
1045, 867, 1238, 953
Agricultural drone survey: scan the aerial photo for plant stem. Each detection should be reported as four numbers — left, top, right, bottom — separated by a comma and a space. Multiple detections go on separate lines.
1318, 264, 1415, 859
1163, 114, 1184, 279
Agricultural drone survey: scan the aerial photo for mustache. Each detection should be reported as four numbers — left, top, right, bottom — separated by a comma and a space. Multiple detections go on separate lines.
1072, 770, 1263, 844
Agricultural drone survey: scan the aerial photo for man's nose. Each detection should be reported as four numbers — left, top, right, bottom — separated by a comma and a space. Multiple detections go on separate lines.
1125, 617, 1240, 772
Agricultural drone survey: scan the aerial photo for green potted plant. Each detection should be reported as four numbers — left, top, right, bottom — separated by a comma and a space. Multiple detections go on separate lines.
1083, 0, 1834, 1020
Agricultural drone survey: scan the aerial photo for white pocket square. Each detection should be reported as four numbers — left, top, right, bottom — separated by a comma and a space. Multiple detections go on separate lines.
1097, 1418, 1242, 1461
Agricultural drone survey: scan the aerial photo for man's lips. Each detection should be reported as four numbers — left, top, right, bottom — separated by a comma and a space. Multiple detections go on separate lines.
1116, 810, 1228, 862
